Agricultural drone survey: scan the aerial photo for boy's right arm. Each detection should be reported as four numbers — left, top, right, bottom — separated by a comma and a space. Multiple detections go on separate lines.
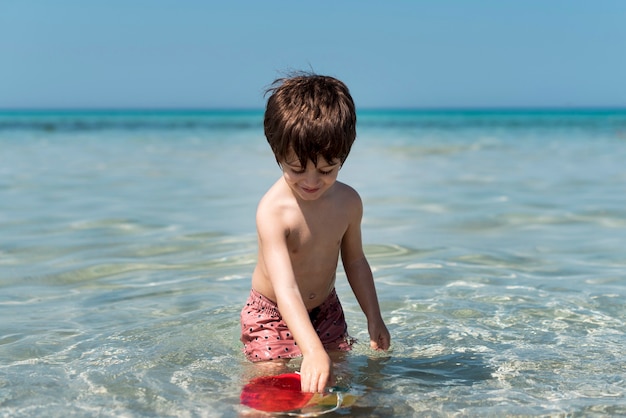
256, 205, 332, 393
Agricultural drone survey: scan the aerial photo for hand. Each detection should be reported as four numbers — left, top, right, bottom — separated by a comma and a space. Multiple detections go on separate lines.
369, 319, 391, 351
299, 350, 333, 393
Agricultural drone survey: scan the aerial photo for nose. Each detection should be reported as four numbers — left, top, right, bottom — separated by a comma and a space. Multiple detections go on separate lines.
302, 168, 321, 186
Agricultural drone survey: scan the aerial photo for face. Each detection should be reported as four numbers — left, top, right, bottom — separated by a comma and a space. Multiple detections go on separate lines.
280, 153, 341, 201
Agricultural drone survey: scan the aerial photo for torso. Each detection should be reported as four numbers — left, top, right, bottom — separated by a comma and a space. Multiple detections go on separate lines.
252, 178, 354, 310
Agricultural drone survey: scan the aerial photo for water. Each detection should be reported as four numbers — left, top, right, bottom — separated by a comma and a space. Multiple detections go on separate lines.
1, 109, 625, 417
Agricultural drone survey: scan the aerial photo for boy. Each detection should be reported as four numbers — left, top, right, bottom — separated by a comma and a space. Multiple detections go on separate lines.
240, 73, 390, 393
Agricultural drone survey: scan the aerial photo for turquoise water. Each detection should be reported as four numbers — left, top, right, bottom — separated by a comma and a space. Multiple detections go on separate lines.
1, 109, 625, 417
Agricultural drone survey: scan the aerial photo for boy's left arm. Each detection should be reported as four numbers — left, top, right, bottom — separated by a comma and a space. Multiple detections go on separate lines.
341, 194, 390, 351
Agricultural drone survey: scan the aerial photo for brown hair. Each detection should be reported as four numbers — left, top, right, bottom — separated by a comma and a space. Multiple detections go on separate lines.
264, 73, 357, 168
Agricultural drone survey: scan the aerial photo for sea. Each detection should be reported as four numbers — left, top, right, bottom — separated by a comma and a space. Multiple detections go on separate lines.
1, 109, 625, 417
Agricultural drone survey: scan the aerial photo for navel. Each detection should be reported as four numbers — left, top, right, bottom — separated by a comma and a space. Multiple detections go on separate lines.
308, 292, 316, 300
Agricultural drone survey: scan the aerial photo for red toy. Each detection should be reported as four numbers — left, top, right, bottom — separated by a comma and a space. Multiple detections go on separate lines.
240, 373, 314, 412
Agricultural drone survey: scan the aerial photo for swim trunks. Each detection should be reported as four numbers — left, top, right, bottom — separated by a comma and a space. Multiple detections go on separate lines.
240, 288, 353, 362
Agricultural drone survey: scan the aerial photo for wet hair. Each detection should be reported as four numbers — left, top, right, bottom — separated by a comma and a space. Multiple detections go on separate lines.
263, 72, 357, 168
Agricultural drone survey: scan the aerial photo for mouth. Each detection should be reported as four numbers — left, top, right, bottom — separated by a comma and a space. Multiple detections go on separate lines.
301, 186, 320, 194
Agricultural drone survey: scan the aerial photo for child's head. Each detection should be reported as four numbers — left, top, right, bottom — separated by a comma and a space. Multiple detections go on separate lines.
264, 73, 356, 169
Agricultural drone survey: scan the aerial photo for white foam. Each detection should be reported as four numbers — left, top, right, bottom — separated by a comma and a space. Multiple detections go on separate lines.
405, 263, 442, 269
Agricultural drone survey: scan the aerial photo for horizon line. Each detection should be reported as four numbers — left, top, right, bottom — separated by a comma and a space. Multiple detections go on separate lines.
1, 106, 626, 113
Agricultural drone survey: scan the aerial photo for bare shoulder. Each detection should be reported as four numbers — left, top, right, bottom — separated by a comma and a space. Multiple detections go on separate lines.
256, 180, 293, 225
331, 181, 359, 199
333, 181, 363, 213
256, 178, 309, 235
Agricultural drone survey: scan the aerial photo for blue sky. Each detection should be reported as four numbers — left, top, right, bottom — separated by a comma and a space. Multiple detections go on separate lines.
1, 0, 625, 109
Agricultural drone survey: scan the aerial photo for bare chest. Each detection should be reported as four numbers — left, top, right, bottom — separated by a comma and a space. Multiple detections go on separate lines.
285, 208, 347, 257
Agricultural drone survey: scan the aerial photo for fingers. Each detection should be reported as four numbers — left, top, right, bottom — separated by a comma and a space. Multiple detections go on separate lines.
370, 338, 382, 351
370, 333, 391, 351
368, 322, 391, 351
370, 338, 379, 350
379, 333, 391, 350
299, 351, 333, 392
300, 370, 329, 393
315, 371, 329, 393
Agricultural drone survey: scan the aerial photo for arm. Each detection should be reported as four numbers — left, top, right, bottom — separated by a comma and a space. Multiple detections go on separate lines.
256, 205, 332, 393
340, 193, 391, 351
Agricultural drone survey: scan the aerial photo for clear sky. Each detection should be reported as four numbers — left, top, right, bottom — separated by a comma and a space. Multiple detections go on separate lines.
1, 0, 625, 109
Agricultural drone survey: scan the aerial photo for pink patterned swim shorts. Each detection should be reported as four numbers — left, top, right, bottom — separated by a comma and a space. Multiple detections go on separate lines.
240, 288, 353, 362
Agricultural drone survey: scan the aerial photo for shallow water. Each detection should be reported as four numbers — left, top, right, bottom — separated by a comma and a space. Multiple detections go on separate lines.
1, 110, 625, 417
